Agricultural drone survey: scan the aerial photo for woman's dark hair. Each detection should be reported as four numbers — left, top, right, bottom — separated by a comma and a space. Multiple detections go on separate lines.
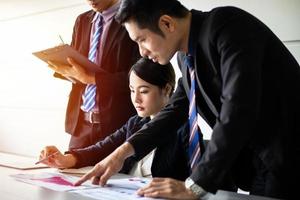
129, 58, 176, 96
115, 0, 189, 37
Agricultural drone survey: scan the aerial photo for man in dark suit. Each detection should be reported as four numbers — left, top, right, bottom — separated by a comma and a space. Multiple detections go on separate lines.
74, 0, 300, 199
49, 0, 138, 149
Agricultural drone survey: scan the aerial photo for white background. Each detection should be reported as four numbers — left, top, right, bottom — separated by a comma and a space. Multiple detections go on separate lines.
0, 0, 299, 157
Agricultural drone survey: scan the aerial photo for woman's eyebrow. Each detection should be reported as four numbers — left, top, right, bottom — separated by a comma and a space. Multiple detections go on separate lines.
129, 85, 150, 89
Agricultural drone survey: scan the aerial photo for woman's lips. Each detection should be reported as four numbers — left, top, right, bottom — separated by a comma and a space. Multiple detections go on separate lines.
135, 106, 144, 111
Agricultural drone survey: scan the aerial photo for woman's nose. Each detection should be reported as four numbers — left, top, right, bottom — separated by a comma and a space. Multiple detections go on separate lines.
134, 93, 141, 103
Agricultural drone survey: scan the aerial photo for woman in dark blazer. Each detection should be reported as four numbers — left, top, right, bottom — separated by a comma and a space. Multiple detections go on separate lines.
39, 58, 189, 181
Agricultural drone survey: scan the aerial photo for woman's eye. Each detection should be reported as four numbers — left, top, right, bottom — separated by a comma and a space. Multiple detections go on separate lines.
140, 90, 148, 94
130, 90, 135, 93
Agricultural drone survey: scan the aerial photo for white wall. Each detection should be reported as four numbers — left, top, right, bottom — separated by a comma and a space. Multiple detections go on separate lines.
0, 0, 299, 157
0, 0, 89, 157
181, 0, 300, 60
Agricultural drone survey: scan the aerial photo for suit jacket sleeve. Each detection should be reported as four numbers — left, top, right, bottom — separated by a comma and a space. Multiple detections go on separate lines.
127, 78, 190, 160
70, 116, 140, 168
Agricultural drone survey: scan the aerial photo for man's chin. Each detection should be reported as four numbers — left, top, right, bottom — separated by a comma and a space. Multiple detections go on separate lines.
157, 59, 168, 65
149, 57, 168, 65
158, 56, 173, 65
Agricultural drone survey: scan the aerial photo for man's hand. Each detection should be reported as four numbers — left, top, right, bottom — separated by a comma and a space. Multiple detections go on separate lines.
48, 57, 95, 84
74, 142, 135, 186
137, 178, 198, 200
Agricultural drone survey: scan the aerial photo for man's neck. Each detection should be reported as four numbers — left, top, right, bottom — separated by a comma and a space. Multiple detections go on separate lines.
178, 12, 192, 53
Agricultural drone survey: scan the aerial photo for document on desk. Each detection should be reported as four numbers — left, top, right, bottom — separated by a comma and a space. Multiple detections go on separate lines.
10, 172, 89, 192
70, 177, 165, 200
11, 172, 164, 199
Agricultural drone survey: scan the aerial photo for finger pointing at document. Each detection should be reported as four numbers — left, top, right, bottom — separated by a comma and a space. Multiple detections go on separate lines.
74, 142, 135, 186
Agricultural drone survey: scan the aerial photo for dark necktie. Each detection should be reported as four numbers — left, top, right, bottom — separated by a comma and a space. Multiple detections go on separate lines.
81, 14, 103, 112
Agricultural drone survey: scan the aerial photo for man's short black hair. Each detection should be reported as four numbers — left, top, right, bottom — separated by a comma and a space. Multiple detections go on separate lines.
115, 0, 189, 36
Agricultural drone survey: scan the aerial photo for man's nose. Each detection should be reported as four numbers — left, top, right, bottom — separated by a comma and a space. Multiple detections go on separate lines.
139, 46, 149, 57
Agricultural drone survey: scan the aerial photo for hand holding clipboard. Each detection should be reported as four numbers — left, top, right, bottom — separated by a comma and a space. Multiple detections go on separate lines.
33, 44, 102, 72
33, 44, 104, 84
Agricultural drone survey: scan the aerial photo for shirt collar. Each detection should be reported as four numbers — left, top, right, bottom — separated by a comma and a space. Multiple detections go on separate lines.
92, 0, 120, 24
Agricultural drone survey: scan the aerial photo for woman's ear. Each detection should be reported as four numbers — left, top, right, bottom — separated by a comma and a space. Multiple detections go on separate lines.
163, 83, 173, 97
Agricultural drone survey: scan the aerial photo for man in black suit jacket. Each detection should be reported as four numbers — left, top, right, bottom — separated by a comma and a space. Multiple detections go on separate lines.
75, 0, 300, 199
49, 0, 138, 149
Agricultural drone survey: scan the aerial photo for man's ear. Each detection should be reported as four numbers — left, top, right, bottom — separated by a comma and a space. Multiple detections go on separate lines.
158, 15, 176, 33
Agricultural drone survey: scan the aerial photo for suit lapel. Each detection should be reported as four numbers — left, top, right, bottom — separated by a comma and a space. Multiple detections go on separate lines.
194, 50, 219, 117
77, 11, 94, 56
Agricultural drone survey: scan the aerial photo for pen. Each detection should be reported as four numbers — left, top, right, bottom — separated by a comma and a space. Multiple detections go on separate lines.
35, 151, 59, 165
58, 34, 65, 44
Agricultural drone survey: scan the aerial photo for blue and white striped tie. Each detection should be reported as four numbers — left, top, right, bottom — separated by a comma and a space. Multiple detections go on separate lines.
185, 55, 202, 171
81, 14, 103, 112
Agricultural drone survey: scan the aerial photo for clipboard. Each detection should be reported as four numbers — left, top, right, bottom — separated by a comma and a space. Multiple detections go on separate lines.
32, 44, 101, 73
0, 152, 48, 170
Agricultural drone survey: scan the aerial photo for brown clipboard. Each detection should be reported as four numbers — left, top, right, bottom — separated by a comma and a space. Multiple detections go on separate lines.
0, 152, 48, 170
32, 44, 101, 73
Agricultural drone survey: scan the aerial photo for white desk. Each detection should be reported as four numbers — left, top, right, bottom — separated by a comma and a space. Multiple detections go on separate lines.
0, 165, 281, 200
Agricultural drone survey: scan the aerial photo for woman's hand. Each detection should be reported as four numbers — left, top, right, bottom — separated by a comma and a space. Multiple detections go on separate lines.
38, 145, 76, 169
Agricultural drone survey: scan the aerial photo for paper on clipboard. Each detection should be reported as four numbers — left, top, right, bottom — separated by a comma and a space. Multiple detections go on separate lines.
32, 44, 102, 73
